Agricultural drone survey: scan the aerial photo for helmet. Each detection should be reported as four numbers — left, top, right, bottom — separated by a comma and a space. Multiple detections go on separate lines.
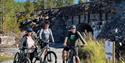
70, 25, 76, 29
27, 28, 33, 32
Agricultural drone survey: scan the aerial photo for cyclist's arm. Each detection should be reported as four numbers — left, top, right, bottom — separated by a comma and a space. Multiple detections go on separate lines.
19, 37, 28, 49
64, 37, 68, 46
50, 29, 55, 43
77, 31, 87, 45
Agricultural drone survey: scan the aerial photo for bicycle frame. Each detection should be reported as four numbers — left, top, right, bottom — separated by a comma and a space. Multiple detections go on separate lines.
17, 49, 30, 62
69, 46, 77, 57
63, 46, 79, 63
38, 43, 51, 57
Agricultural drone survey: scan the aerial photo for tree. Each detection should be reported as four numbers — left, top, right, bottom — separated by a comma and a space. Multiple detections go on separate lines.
34, 0, 44, 9
23, 0, 35, 18
0, 0, 3, 32
0, 0, 75, 34
34, 0, 74, 9
1, 0, 20, 33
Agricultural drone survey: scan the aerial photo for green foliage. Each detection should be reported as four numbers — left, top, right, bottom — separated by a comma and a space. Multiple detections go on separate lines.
35, 0, 74, 9
0, 0, 35, 34
15, 3, 26, 12
0, 0, 75, 35
79, 34, 106, 63
24, 2, 35, 17
1, 0, 19, 33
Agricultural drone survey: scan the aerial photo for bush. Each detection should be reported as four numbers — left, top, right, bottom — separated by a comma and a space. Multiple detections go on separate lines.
79, 33, 106, 63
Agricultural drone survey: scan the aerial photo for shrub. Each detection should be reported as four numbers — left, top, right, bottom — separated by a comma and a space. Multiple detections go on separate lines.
79, 33, 106, 63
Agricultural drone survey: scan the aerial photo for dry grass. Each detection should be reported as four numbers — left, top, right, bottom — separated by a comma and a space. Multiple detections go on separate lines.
0, 55, 13, 62
79, 33, 106, 63
79, 32, 125, 63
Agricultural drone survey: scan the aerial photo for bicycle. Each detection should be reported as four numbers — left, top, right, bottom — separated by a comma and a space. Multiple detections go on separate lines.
62, 46, 79, 63
35, 42, 57, 63
30, 47, 42, 63
13, 48, 31, 63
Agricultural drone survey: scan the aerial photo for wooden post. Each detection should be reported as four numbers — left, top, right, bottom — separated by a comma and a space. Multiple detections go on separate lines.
105, 40, 115, 63
112, 42, 115, 63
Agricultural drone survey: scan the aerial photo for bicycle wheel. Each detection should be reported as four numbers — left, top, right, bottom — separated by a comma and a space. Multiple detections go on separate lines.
22, 57, 31, 63
69, 56, 80, 63
13, 52, 20, 63
32, 56, 42, 63
67, 56, 78, 63
43, 51, 57, 63
68, 56, 74, 63
68, 50, 75, 63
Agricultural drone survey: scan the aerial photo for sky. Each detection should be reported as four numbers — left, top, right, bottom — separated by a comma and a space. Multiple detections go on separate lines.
15, 0, 27, 2
16, 0, 80, 4
74, 0, 79, 4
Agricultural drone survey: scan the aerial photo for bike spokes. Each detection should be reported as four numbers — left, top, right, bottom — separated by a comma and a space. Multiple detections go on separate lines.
43, 51, 57, 63
32, 56, 42, 63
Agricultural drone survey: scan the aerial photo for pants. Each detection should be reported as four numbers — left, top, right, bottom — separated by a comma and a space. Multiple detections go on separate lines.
63, 46, 78, 56
29, 48, 37, 62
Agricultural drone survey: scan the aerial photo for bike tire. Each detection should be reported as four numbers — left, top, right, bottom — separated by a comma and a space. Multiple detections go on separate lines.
13, 52, 20, 63
43, 51, 57, 63
68, 50, 76, 63
33, 56, 42, 63
22, 57, 31, 63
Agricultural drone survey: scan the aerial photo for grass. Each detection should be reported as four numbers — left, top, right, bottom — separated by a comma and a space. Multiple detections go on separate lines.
79, 33, 106, 63
78, 32, 125, 63
80, 40, 106, 63
0, 55, 13, 62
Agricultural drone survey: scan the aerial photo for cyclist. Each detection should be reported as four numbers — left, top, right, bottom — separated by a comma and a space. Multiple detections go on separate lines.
19, 28, 37, 62
38, 20, 54, 49
62, 25, 86, 63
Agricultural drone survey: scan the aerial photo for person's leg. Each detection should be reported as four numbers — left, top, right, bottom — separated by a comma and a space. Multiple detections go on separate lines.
62, 47, 69, 61
75, 47, 80, 63
34, 48, 39, 60
29, 52, 34, 63
62, 50, 67, 60
76, 56, 80, 63
43, 43, 48, 56
30, 49, 37, 63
